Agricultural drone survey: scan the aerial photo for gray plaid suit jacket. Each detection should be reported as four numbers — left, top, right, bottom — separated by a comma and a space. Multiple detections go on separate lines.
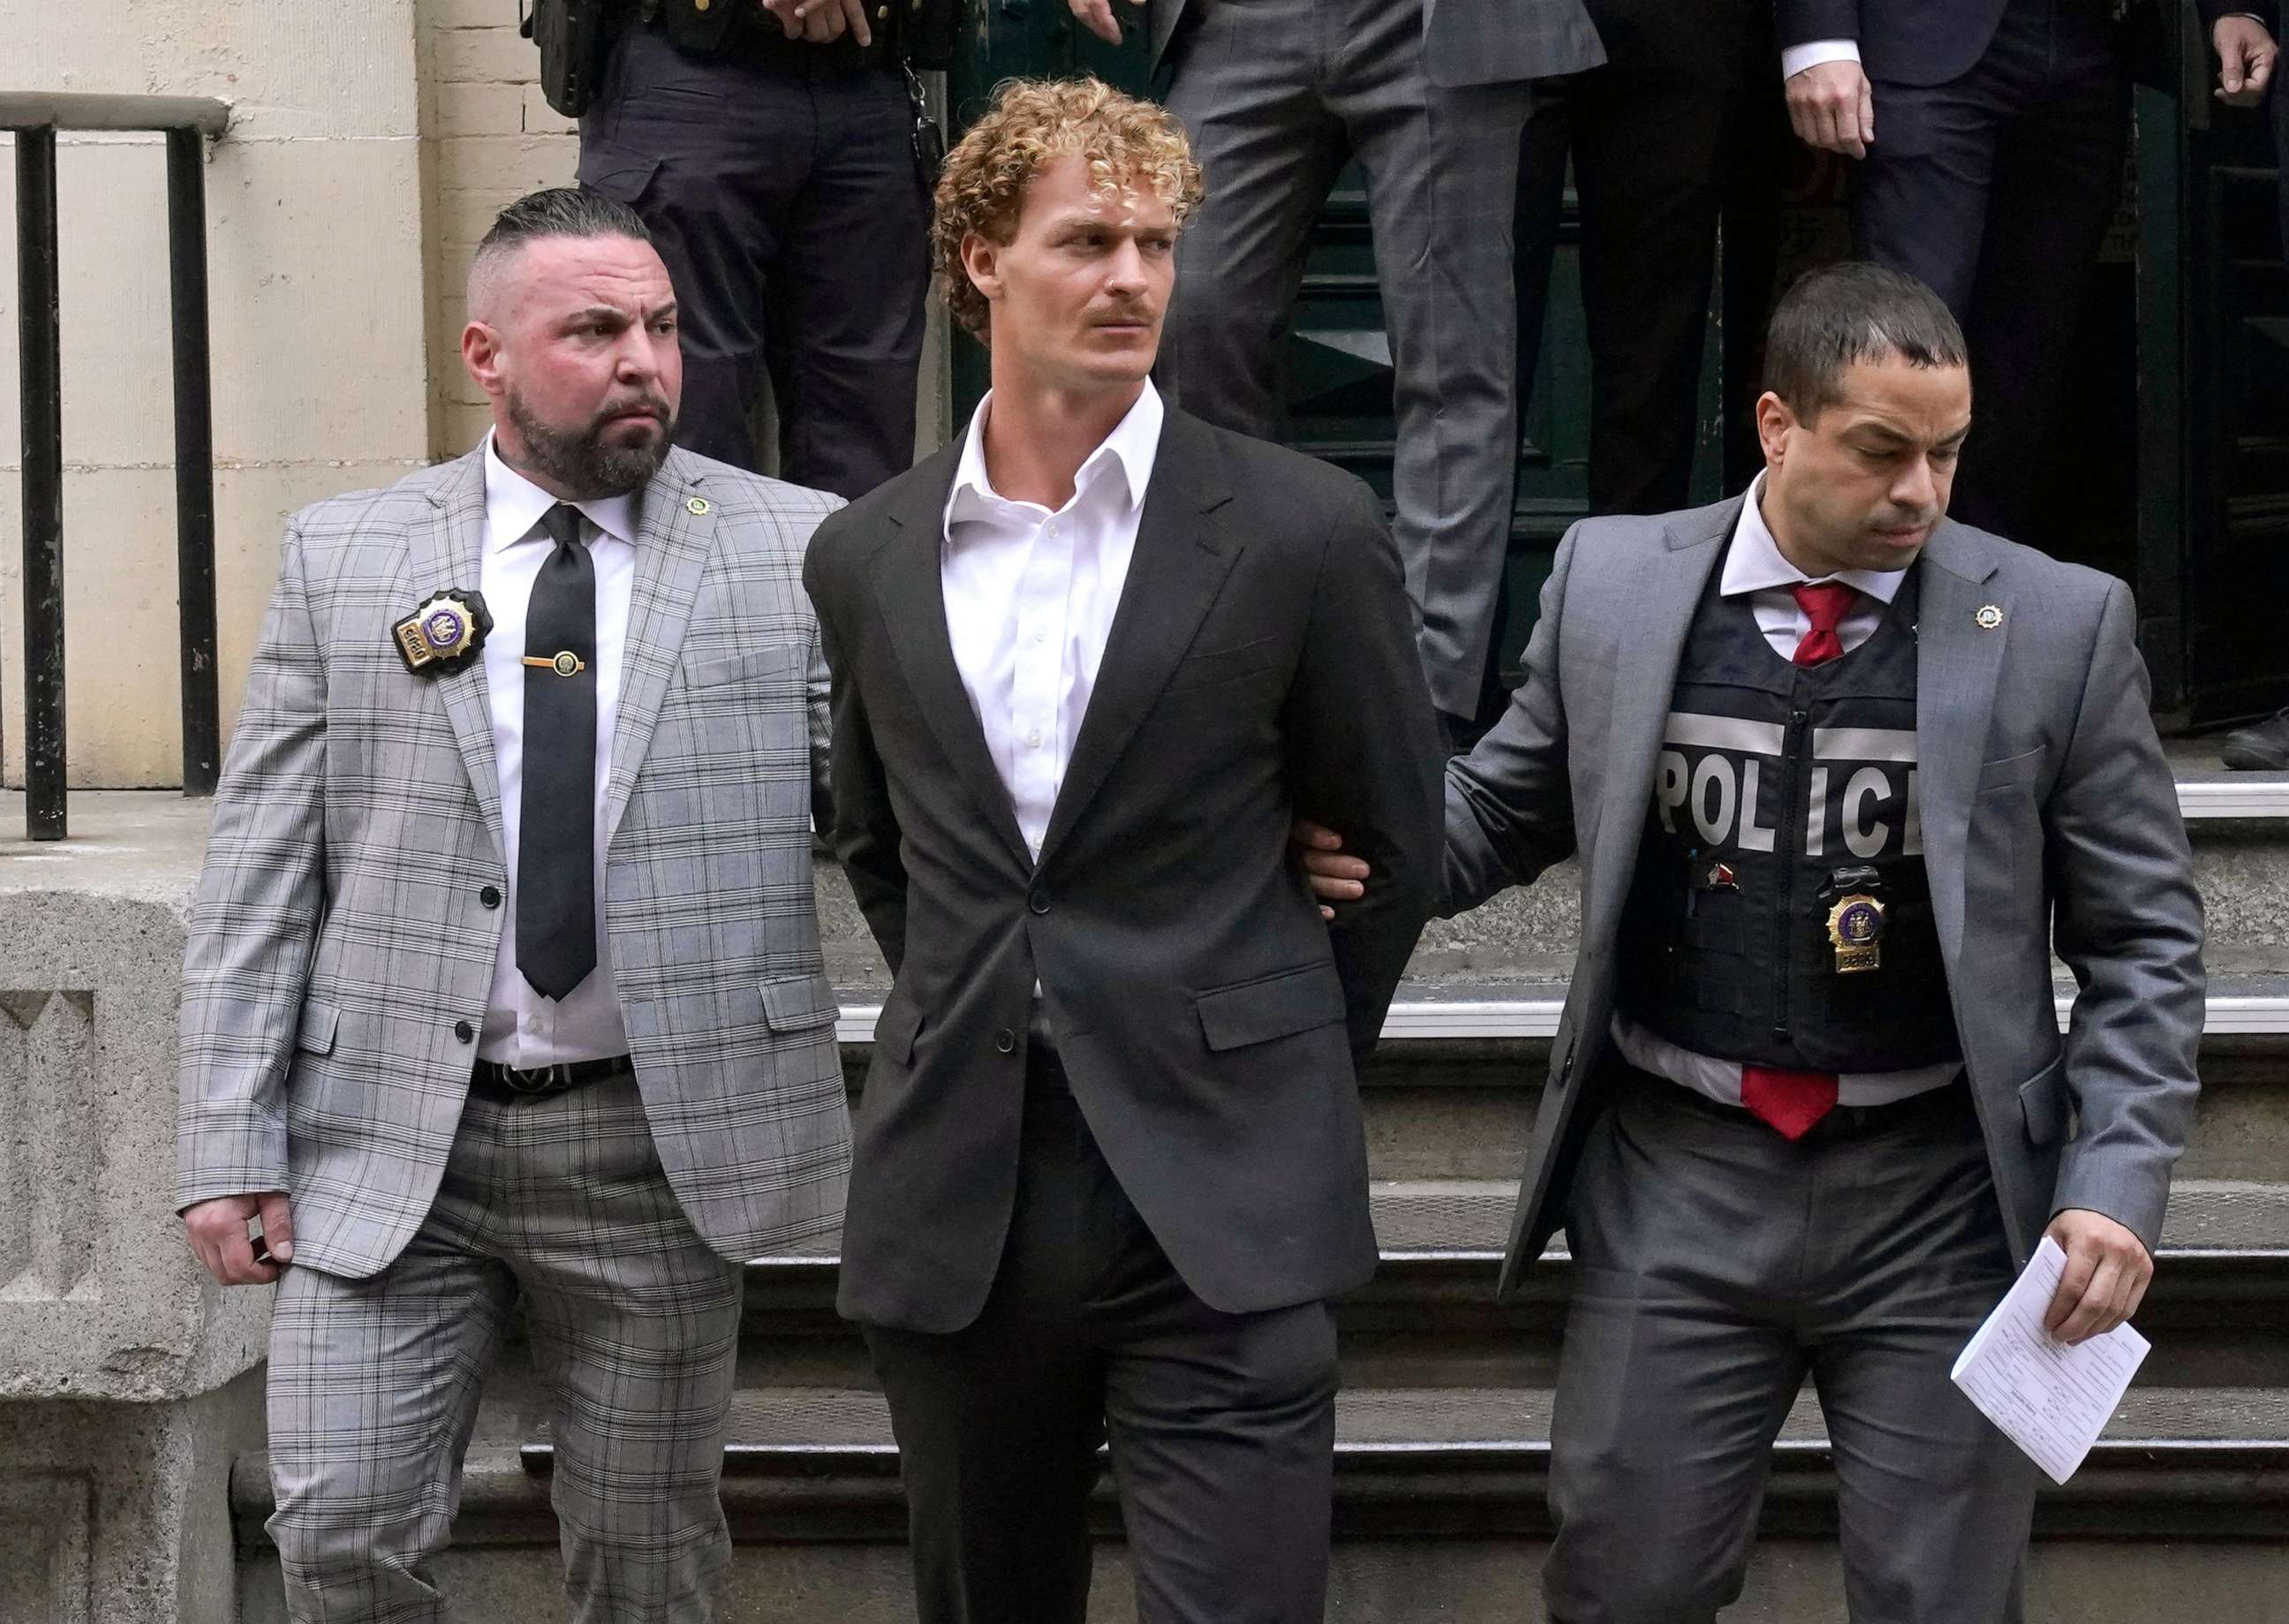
1148, 0, 1605, 87
175, 443, 851, 1278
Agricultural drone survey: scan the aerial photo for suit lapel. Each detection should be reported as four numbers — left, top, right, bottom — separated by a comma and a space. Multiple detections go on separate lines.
1036, 412, 1240, 866
872, 445, 1035, 870
604, 451, 714, 843
412, 449, 505, 858
1912, 523, 2007, 963
1583, 502, 1733, 948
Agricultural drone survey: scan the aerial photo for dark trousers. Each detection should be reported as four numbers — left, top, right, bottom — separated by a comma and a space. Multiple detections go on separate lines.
863, 1045, 1341, 1624
1544, 1062, 2039, 1624
1854, 0, 2126, 547
1512, 0, 1785, 520
577, 26, 929, 498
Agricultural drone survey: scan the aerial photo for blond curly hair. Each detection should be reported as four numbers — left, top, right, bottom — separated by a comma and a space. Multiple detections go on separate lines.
933, 77, 1205, 343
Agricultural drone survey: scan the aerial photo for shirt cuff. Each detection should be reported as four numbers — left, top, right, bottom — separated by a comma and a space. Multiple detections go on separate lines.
1782, 39, 1862, 79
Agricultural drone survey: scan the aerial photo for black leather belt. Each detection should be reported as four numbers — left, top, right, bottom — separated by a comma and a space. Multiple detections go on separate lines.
469, 1054, 634, 1102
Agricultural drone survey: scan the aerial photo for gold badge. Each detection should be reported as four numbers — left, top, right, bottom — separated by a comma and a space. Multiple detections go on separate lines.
685, 495, 711, 516
1975, 604, 2004, 631
392, 589, 493, 673
1825, 894, 1886, 975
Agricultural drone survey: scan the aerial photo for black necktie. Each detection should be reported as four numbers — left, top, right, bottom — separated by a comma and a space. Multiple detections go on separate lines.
517, 502, 598, 1001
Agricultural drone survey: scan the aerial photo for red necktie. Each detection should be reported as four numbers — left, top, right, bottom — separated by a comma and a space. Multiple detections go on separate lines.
1789, 580, 1859, 668
1741, 582, 1862, 1139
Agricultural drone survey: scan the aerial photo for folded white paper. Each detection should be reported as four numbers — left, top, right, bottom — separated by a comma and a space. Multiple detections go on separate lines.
1948, 1235, 2150, 1485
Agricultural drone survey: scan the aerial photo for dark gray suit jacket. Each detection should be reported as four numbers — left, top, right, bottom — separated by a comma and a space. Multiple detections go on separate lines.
1774, 0, 2225, 87
1149, 0, 1605, 87
1444, 498, 2205, 1297
806, 408, 1442, 1333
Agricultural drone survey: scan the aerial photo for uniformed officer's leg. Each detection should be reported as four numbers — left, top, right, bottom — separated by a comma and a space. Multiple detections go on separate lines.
1157, 0, 1350, 443
1948, 26, 2125, 548
1332, 0, 1530, 726
1806, 1089, 2038, 1624
1565, 0, 1772, 519
762, 66, 929, 501
1544, 1068, 1812, 1624
505, 1078, 745, 1623
265, 1148, 519, 1621
578, 27, 805, 472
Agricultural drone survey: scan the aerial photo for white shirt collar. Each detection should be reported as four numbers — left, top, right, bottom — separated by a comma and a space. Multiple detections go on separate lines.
944, 380, 1165, 536
1719, 472, 1908, 606
481, 428, 641, 551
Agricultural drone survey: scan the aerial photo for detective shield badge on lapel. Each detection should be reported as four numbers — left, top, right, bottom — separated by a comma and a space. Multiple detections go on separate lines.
393, 589, 494, 674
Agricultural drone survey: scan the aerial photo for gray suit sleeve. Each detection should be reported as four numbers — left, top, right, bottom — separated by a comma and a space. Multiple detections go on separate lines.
2045, 579, 2205, 1252
1440, 524, 1583, 915
175, 518, 329, 1212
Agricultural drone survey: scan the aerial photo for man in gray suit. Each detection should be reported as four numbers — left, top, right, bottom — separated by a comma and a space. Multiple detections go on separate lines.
176, 187, 849, 1622
1072, 0, 1604, 749
1303, 262, 2203, 1620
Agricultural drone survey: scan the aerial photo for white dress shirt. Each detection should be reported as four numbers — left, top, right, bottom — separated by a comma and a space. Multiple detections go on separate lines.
940, 381, 1164, 861
476, 431, 638, 1066
1613, 474, 1960, 1109
1726, 470, 1906, 661
1781, 38, 1862, 79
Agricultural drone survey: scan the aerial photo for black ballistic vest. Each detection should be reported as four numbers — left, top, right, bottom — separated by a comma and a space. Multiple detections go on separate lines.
1615, 566, 1961, 1073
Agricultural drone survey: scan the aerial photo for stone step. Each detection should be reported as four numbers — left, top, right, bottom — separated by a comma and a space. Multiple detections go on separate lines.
726, 1179, 2289, 1393
813, 755, 2289, 991
813, 763, 2289, 992
827, 973, 2289, 1046
227, 1383, 2289, 1552
820, 975, 2289, 1187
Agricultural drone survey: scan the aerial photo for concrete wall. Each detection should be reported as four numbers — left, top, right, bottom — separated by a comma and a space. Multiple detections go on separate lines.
1, 1, 434, 789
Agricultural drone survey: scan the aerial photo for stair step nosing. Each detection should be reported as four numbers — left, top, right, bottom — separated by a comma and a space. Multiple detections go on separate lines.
829, 989, 2289, 1045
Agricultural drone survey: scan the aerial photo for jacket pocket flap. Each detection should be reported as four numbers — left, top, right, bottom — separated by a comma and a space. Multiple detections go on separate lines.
295, 1001, 340, 1056
1166, 636, 1282, 696
1196, 963, 1347, 1052
2018, 1054, 2069, 1147
760, 973, 839, 1034
574, 137, 663, 205
684, 643, 805, 689
873, 989, 924, 1065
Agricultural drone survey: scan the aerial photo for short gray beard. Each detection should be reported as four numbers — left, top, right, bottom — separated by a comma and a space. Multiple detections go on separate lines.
503, 388, 674, 497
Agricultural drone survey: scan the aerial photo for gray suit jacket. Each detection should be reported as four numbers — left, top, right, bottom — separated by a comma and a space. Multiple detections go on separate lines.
175, 445, 852, 1277
1148, 0, 1605, 87
1446, 498, 2205, 1297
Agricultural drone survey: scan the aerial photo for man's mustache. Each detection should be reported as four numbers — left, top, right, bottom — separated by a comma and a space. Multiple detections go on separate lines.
596, 396, 671, 425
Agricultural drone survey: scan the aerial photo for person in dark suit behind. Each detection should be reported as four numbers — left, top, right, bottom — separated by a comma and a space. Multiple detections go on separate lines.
1071, 0, 1605, 750
1779, 0, 2272, 549
1511, 0, 1788, 521
803, 76, 1440, 1624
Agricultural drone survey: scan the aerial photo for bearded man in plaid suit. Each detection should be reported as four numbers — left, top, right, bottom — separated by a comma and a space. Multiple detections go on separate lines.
174, 187, 850, 1623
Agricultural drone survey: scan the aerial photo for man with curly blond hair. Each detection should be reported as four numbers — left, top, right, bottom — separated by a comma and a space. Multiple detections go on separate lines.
804, 77, 1441, 1622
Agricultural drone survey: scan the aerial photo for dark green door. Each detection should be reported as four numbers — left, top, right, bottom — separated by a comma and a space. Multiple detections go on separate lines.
2137, 4, 2289, 726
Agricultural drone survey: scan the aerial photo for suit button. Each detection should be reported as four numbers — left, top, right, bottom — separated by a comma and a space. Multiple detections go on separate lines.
994, 1029, 1016, 1054
454, 1020, 474, 1044
479, 885, 501, 909
1029, 889, 1050, 915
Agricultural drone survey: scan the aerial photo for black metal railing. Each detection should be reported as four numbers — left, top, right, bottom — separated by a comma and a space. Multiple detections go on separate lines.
2, 92, 230, 841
